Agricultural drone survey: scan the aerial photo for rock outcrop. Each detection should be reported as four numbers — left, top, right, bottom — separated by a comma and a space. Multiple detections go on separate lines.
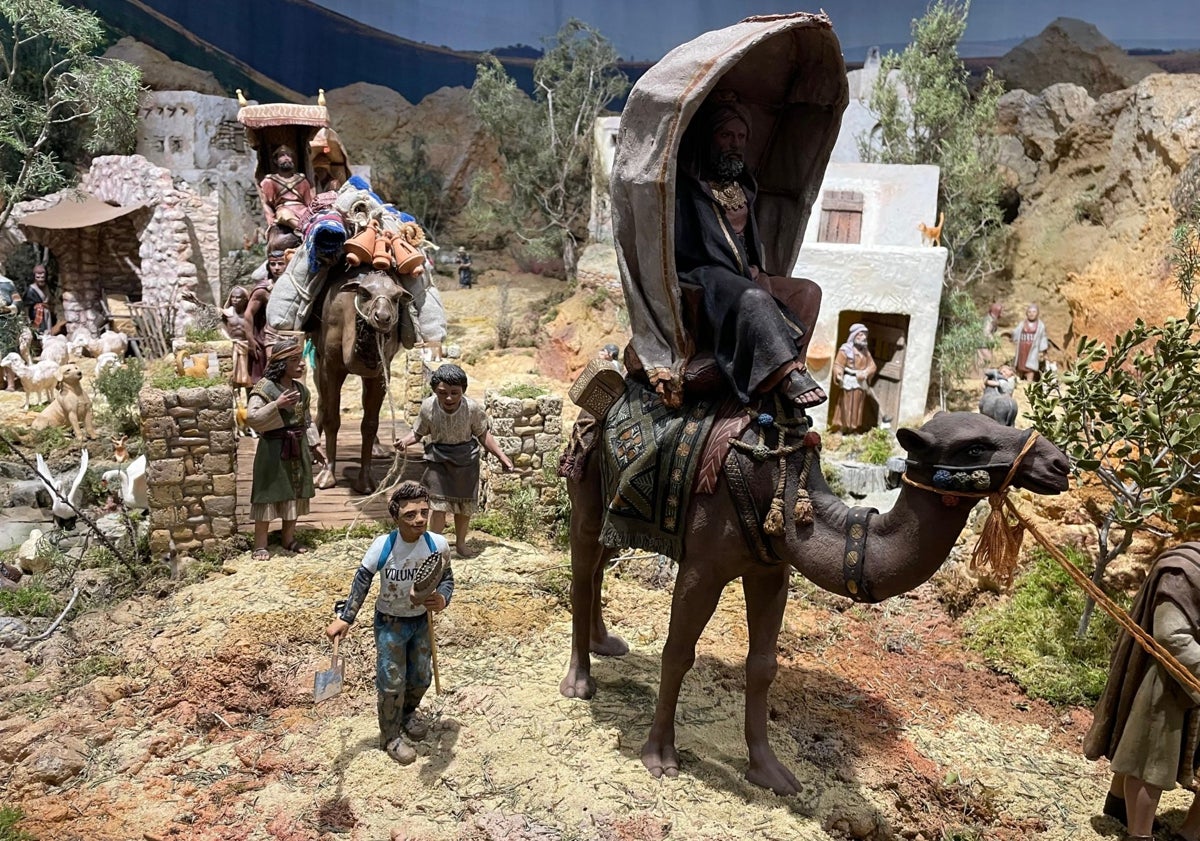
1001, 73, 1200, 349
993, 18, 1161, 97
103, 37, 225, 97
324, 82, 503, 224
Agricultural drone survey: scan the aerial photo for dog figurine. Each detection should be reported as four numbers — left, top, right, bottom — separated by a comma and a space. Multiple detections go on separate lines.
918, 211, 945, 247
112, 435, 129, 463
32, 363, 97, 439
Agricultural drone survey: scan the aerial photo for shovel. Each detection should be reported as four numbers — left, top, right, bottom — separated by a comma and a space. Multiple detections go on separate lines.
313, 636, 345, 703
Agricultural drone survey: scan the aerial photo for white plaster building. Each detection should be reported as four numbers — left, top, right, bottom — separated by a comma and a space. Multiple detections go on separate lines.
793, 163, 947, 430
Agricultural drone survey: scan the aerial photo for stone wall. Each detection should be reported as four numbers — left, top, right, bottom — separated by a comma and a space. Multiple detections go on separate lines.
139, 384, 238, 556
5, 154, 220, 335
402, 349, 431, 423
481, 393, 563, 501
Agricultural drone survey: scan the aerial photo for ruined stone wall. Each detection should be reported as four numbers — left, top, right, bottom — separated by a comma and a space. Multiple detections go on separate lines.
481, 393, 563, 498
82, 155, 214, 333
402, 349, 431, 422
139, 384, 238, 556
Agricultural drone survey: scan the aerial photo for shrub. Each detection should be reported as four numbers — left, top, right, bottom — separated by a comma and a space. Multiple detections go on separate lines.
95, 358, 145, 433
184, 326, 222, 343
857, 427, 895, 465
965, 547, 1124, 706
0, 580, 60, 618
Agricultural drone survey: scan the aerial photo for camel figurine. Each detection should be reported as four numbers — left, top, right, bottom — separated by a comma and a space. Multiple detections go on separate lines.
312, 263, 411, 494
560, 411, 1069, 795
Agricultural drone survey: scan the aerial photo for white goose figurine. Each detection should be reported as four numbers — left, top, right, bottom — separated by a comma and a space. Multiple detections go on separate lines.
36, 448, 89, 528
102, 454, 148, 511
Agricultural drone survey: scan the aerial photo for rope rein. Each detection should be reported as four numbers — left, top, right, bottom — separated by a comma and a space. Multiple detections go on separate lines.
902, 428, 1200, 699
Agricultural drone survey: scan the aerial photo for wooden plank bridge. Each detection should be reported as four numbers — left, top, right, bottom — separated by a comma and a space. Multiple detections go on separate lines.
235, 421, 425, 531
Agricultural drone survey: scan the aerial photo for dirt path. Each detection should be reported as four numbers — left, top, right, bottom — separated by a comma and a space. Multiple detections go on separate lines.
0, 530, 1177, 841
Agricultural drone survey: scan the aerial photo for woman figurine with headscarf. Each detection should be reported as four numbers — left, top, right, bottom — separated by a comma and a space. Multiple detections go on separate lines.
245, 339, 325, 559
831, 323, 877, 433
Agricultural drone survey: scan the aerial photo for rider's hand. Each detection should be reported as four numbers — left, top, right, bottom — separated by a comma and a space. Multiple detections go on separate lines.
277, 388, 300, 410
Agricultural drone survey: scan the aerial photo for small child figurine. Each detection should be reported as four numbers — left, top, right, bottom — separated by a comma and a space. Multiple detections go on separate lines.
325, 481, 453, 765
394, 364, 514, 558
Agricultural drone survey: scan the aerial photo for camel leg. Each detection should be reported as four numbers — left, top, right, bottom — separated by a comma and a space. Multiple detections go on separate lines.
590, 554, 628, 656
315, 368, 346, 490
742, 567, 799, 795
355, 376, 384, 494
641, 562, 725, 780
560, 453, 616, 699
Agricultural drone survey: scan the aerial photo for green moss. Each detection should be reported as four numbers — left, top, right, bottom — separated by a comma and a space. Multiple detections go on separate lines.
0, 806, 37, 841
965, 547, 1124, 706
0, 582, 59, 618
498, 382, 548, 399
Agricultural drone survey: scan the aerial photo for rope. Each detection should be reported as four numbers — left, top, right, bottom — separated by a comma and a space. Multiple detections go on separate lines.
902, 430, 1041, 588
900, 428, 1200, 698
1008, 498, 1200, 700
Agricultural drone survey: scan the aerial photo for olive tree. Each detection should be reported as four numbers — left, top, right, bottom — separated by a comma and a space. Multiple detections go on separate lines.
470, 19, 628, 279
858, 0, 1006, 401
0, 0, 142, 230
1026, 205, 1200, 635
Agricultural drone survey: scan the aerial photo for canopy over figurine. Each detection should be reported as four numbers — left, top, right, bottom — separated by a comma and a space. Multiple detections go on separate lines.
613, 13, 848, 401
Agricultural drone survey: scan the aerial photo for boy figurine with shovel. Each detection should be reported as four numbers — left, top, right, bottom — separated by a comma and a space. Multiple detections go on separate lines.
325, 481, 453, 765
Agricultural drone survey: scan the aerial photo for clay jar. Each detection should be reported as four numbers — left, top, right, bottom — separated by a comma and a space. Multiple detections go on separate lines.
343, 222, 377, 267
390, 235, 426, 275
372, 228, 395, 270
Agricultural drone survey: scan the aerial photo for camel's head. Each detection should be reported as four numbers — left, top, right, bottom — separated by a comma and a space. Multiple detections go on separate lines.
341, 266, 412, 333
896, 412, 1069, 496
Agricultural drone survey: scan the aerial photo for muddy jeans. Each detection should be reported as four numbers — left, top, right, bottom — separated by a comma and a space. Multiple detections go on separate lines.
374, 611, 432, 747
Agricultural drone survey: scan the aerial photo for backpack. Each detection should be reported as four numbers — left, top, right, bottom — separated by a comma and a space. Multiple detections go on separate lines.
376, 530, 437, 572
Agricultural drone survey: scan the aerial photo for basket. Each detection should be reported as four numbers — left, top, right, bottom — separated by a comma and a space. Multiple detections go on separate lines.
569, 358, 626, 418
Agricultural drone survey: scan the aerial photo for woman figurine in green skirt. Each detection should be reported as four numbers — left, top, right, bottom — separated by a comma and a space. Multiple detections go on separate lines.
245, 339, 325, 559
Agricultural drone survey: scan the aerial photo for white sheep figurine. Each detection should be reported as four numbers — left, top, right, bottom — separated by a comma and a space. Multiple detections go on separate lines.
66, 328, 127, 358
94, 352, 122, 375
1, 353, 60, 409
38, 334, 70, 365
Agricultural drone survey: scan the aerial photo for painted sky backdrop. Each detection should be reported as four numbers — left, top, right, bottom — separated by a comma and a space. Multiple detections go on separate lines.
311, 0, 1200, 61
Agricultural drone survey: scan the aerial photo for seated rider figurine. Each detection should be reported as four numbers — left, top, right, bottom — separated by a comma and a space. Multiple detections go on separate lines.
673, 90, 825, 410
259, 144, 314, 237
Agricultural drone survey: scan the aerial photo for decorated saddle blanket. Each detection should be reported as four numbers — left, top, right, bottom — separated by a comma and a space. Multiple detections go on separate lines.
598, 379, 720, 559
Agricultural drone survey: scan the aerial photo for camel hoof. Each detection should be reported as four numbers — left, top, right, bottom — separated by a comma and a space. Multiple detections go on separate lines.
590, 633, 629, 657
559, 669, 596, 700
746, 759, 801, 796
641, 740, 680, 780
315, 467, 337, 490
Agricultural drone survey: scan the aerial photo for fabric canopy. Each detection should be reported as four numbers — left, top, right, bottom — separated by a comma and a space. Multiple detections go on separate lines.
613, 12, 849, 387
19, 194, 149, 230
237, 103, 330, 129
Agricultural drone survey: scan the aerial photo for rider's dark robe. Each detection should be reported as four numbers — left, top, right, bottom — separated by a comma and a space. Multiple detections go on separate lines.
674, 169, 807, 403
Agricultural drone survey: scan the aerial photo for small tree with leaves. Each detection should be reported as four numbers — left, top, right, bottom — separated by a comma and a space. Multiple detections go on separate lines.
0, 0, 142, 230
374, 136, 448, 241
1026, 203, 1200, 636
470, 19, 628, 279
859, 0, 1006, 402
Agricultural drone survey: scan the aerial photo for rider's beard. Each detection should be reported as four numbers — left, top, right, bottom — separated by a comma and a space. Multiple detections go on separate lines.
277, 158, 295, 174
712, 152, 744, 181
854, 339, 869, 351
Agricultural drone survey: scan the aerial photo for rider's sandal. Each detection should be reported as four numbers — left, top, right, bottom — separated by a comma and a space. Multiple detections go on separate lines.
780, 367, 827, 409
283, 541, 309, 555
251, 548, 270, 561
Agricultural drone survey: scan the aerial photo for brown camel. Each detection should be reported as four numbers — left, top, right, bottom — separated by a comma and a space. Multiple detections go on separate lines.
560, 411, 1070, 795
312, 263, 410, 494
